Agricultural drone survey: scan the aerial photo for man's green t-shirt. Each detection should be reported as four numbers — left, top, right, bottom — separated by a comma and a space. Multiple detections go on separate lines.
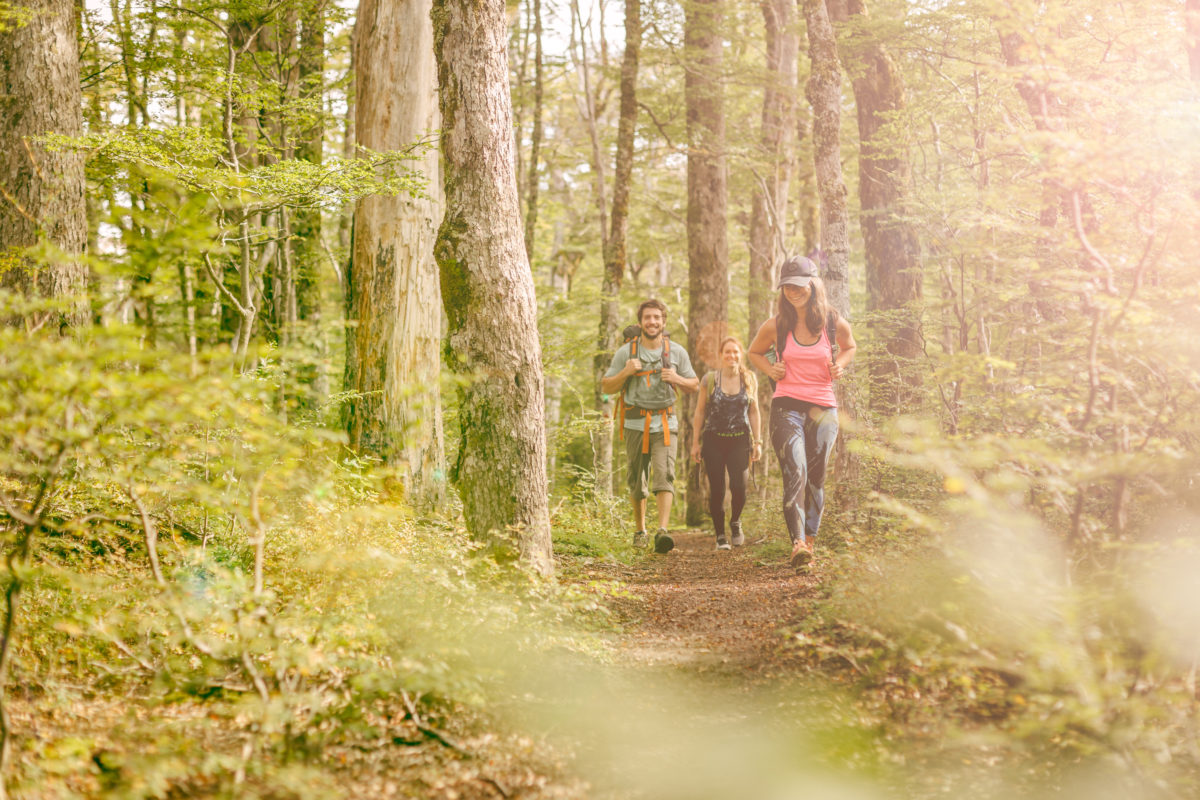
605, 337, 697, 433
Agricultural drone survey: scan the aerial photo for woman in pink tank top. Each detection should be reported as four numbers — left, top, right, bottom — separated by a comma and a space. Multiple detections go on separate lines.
747, 255, 857, 569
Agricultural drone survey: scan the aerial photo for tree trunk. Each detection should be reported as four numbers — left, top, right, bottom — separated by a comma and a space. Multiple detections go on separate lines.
294, 0, 328, 405
346, 0, 445, 502
0, 0, 88, 328
804, 0, 857, 494
433, 0, 553, 575
747, 0, 798, 495
748, 0, 796, 337
843, 0, 921, 415
683, 0, 729, 526
337, 18, 357, 255
523, 0, 544, 260
294, 0, 325, 322
593, 0, 641, 497
803, 0, 850, 317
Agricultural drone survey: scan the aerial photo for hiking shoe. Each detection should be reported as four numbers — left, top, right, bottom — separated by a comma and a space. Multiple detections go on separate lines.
729, 521, 745, 547
632, 530, 648, 548
715, 536, 731, 551
789, 539, 813, 568
653, 528, 675, 554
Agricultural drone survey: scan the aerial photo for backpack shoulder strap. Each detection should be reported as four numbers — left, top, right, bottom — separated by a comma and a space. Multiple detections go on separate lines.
826, 311, 839, 363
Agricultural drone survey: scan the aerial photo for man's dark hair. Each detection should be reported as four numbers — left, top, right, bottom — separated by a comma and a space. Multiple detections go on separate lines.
637, 298, 667, 323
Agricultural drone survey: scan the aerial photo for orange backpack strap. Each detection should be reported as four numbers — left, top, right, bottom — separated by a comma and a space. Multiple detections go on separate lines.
613, 336, 639, 439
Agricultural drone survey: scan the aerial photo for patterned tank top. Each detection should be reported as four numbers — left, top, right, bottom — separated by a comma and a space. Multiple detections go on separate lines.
704, 373, 751, 435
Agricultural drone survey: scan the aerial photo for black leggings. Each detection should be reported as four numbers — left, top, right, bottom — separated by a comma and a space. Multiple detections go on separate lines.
701, 430, 750, 539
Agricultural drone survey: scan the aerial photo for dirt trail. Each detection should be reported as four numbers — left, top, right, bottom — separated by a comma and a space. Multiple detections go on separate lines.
601, 528, 819, 679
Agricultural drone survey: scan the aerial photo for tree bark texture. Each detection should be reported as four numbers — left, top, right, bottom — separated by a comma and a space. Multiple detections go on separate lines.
433, 0, 553, 575
804, 0, 857, 494
292, 0, 329, 402
748, 0, 797, 338
346, 0, 445, 500
747, 0, 798, 491
803, 0, 850, 318
523, 0, 544, 261
0, 0, 88, 327
593, 0, 641, 496
844, 0, 922, 415
683, 0, 729, 526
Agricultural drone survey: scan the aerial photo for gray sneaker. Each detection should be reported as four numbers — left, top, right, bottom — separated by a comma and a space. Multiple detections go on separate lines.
653, 528, 674, 554
633, 530, 648, 548
729, 521, 745, 547
715, 536, 731, 551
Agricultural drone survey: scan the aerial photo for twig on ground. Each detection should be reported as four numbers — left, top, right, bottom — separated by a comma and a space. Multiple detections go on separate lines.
400, 690, 470, 756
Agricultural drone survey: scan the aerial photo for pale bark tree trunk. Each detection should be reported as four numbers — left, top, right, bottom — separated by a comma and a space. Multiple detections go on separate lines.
346, 0, 445, 502
294, 0, 328, 403
294, 0, 325, 321
593, 0, 641, 497
433, 0, 553, 575
337, 19, 357, 255
804, 0, 857, 492
569, 0, 609, 251
544, 179, 569, 483
0, 0, 88, 329
796, 103, 820, 255
747, 0, 797, 493
841, 0, 922, 415
683, 0, 728, 526
748, 0, 796, 337
803, 0, 850, 317
523, 0, 544, 260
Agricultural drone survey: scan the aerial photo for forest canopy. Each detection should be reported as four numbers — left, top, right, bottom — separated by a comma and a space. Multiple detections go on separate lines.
0, 0, 1198, 795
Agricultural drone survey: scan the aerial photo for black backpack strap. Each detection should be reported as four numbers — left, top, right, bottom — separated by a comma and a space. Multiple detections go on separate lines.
827, 311, 839, 364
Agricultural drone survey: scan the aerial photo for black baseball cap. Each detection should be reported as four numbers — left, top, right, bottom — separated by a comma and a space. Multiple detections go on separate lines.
776, 255, 819, 289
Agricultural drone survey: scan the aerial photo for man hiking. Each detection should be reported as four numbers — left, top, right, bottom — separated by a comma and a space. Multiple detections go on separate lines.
601, 299, 699, 553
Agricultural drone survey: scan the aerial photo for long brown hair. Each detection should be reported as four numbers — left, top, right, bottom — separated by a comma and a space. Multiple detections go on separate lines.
715, 336, 756, 396
775, 276, 836, 346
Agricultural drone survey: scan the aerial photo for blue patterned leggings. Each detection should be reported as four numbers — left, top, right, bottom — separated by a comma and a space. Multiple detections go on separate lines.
770, 403, 839, 545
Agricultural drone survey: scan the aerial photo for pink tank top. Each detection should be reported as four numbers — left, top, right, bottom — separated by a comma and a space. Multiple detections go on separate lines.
773, 327, 837, 408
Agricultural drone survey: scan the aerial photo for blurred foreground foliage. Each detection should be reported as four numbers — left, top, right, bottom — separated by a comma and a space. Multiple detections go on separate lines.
0, 295, 609, 799
789, 367, 1200, 796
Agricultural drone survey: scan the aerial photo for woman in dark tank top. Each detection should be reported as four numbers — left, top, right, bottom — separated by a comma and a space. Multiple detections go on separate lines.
690, 337, 763, 550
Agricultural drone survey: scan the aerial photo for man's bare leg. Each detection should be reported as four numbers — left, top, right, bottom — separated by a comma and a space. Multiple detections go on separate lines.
630, 495, 648, 547
652, 491, 675, 553
655, 491, 672, 531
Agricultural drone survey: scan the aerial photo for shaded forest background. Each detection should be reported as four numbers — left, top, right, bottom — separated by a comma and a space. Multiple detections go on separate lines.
1, 0, 1200, 795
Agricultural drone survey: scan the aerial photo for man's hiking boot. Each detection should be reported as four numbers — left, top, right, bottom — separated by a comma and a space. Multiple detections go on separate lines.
790, 538, 813, 569
633, 530, 648, 549
715, 535, 731, 551
729, 521, 745, 547
653, 528, 675, 554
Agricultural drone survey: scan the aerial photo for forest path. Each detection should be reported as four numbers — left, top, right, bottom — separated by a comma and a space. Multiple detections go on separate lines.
599, 528, 819, 680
